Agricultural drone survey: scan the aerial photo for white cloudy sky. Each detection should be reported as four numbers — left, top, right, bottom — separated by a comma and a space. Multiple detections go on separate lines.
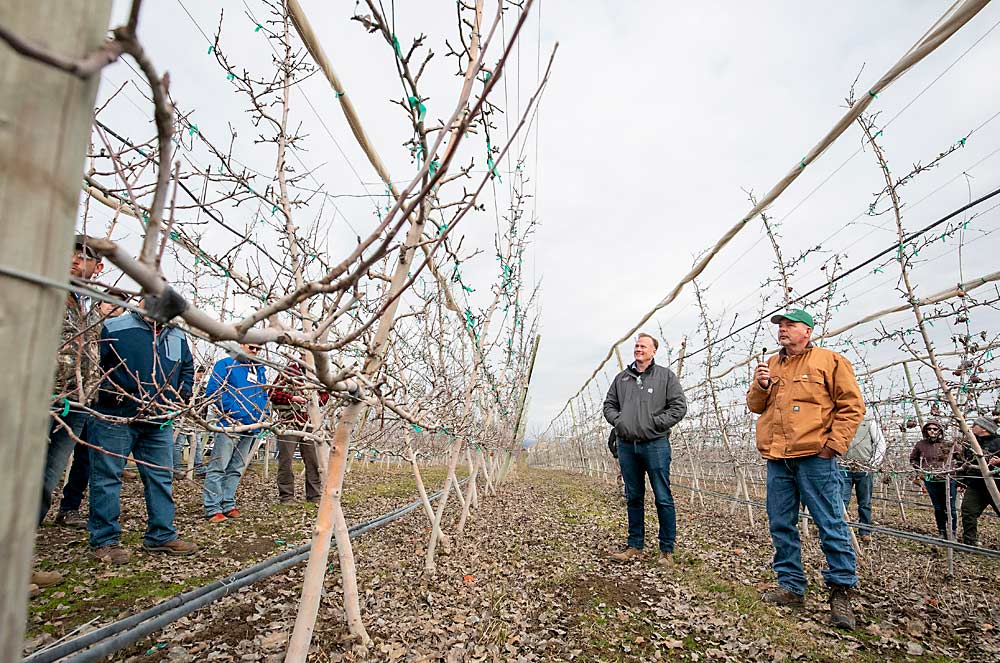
99, 1, 1000, 435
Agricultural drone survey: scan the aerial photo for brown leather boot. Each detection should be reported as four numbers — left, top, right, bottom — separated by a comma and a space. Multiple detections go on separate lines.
31, 570, 63, 588
657, 552, 676, 568
143, 538, 198, 556
54, 510, 87, 529
761, 586, 804, 606
609, 546, 644, 562
92, 544, 131, 565
829, 586, 856, 630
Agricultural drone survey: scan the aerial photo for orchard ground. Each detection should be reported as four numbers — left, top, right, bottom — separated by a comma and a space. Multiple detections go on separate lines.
27, 464, 1000, 663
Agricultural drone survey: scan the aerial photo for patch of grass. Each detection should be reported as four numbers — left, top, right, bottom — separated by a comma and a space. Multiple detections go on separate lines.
28, 569, 213, 638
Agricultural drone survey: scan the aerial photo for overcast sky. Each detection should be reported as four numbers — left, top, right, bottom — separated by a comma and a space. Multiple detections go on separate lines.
100, 1, 1000, 436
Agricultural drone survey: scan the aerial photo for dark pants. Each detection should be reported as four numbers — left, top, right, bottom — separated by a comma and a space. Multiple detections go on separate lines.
277, 433, 322, 501
617, 438, 676, 553
39, 410, 89, 525
839, 469, 873, 535
766, 456, 857, 595
924, 479, 957, 538
961, 478, 1000, 545
60, 439, 91, 513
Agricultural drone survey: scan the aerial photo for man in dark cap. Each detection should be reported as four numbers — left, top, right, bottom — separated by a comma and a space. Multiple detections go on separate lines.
33, 235, 107, 594
958, 416, 1000, 546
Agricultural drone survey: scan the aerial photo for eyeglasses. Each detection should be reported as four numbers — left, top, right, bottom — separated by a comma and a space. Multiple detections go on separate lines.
926, 427, 941, 432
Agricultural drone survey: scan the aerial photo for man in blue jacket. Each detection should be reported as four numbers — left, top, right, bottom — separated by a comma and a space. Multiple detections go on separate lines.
203, 344, 269, 522
90, 307, 198, 563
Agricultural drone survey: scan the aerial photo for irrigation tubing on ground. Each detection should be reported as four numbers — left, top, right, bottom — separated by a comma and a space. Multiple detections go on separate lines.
671, 480, 1000, 559
27, 482, 464, 663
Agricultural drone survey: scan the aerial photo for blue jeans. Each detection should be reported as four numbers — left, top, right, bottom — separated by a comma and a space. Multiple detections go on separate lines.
174, 431, 205, 474
203, 431, 254, 516
766, 456, 857, 595
88, 419, 177, 549
60, 436, 91, 513
924, 479, 958, 538
40, 410, 90, 525
839, 469, 873, 535
617, 438, 676, 553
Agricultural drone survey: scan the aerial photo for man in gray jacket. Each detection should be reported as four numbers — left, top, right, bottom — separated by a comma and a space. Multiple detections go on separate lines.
603, 333, 687, 565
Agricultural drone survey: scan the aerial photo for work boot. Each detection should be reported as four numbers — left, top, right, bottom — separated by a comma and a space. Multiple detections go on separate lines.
609, 546, 644, 562
224, 508, 241, 519
761, 586, 804, 607
55, 510, 87, 529
657, 552, 675, 568
144, 538, 198, 556
207, 513, 226, 524
829, 586, 856, 630
92, 544, 131, 565
31, 570, 63, 589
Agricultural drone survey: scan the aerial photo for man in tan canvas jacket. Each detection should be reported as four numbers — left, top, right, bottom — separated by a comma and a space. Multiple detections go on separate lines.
747, 309, 865, 630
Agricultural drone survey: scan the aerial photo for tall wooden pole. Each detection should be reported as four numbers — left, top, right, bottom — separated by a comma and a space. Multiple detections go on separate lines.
0, 2, 111, 659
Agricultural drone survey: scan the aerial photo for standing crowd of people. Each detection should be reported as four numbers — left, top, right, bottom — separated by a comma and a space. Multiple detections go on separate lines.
604, 308, 999, 632
32, 236, 326, 595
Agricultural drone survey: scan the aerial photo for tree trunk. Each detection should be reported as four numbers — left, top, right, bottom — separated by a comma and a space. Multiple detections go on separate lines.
0, 2, 111, 660
425, 436, 465, 573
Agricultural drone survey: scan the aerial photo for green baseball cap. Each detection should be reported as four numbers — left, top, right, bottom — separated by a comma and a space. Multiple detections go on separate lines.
770, 308, 814, 328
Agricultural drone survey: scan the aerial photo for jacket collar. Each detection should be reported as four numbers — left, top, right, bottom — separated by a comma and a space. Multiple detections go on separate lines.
627, 359, 656, 376
778, 342, 814, 362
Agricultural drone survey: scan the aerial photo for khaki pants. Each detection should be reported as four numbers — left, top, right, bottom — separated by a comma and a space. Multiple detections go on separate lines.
277, 433, 322, 501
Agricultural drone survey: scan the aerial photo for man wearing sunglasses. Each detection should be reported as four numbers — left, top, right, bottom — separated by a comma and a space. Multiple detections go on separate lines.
748, 309, 865, 630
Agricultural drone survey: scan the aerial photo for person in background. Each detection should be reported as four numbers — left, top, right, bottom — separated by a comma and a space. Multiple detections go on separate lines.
747, 309, 865, 630
603, 333, 687, 567
54, 289, 133, 529
174, 365, 209, 477
958, 417, 1000, 546
33, 236, 106, 595
910, 420, 958, 540
202, 345, 269, 522
270, 357, 328, 504
838, 416, 887, 540
89, 301, 198, 563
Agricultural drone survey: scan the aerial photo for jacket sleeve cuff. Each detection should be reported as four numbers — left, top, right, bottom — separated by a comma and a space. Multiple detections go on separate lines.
825, 438, 848, 456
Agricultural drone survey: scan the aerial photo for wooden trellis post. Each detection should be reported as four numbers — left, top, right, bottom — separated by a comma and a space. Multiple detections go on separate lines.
0, 2, 112, 660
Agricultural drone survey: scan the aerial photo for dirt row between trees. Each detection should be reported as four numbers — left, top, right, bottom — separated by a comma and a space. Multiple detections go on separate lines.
33, 467, 1000, 662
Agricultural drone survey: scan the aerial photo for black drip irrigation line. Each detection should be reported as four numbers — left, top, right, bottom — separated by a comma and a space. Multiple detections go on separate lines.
671, 480, 1000, 559
681, 183, 1000, 362
27, 482, 465, 663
